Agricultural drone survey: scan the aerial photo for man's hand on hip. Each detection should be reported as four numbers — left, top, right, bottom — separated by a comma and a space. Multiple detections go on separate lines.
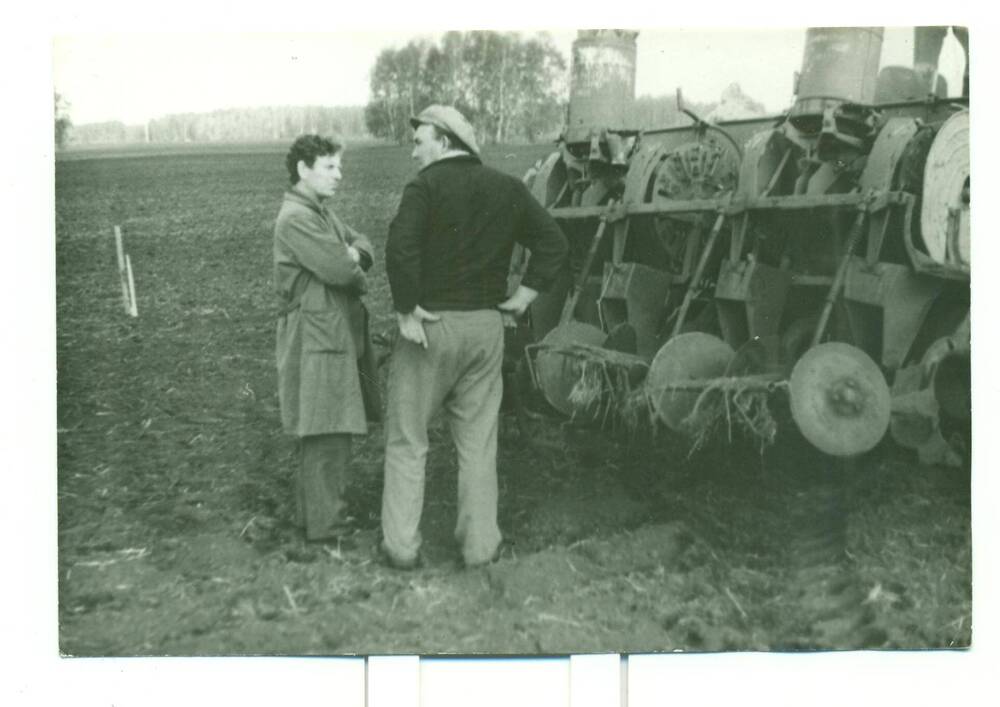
397, 306, 440, 349
497, 285, 539, 325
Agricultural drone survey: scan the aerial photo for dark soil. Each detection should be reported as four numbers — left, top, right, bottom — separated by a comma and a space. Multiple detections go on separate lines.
55, 143, 971, 656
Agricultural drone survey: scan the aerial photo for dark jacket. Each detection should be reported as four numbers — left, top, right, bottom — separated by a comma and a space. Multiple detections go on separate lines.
386, 154, 568, 313
274, 186, 381, 436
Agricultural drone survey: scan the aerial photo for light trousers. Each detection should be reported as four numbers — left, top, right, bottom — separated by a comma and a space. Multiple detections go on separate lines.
381, 310, 504, 566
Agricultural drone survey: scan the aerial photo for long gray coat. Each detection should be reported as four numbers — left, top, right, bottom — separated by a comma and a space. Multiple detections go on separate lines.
274, 187, 378, 437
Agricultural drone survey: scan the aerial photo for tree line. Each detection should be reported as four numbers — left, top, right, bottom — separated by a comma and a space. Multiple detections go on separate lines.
364, 31, 567, 145
62, 91, 765, 149
57, 28, 770, 150
64, 105, 369, 147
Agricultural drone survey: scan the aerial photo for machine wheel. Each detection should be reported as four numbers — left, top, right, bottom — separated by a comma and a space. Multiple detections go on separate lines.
789, 343, 891, 457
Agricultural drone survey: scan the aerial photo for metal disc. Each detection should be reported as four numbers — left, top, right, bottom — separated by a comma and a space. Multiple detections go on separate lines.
645, 333, 735, 430
789, 343, 891, 457
535, 321, 607, 416
921, 110, 969, 265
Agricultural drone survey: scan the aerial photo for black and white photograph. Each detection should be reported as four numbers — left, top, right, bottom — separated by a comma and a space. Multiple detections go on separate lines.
6, 0, 1000, 701
46, 22, 977, 661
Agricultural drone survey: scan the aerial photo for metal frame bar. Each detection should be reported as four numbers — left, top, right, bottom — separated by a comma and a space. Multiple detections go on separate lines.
547, 191, 911, 221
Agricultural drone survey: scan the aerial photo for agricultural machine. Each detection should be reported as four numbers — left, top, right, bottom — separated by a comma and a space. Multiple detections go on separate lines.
514, 27, 970, 463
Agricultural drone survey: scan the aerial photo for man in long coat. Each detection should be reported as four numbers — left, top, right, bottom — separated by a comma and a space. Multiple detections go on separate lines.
274, 135, 379, 542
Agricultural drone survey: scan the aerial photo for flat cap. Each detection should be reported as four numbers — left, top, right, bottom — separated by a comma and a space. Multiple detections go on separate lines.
410, 105, 480, 156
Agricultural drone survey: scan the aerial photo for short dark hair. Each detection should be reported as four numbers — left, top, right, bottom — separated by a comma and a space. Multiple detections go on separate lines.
428, 124, 472, 155
286, 135, 342, 184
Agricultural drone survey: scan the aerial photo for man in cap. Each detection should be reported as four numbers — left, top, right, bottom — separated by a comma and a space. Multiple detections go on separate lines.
381, 104, 568, 569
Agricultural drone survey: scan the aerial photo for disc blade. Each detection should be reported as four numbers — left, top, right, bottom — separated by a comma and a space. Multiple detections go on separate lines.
535, 321, 607, 416
645, 332, 734, 430
921, 110, 969, 266
789, 343, 890, 456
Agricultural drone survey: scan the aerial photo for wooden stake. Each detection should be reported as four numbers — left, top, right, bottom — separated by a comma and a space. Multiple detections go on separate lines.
113, 226, 130, 314
125, 253, 138, 317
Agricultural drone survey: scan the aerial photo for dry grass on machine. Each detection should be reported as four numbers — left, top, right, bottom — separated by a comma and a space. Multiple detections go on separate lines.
562, 344, 784, 455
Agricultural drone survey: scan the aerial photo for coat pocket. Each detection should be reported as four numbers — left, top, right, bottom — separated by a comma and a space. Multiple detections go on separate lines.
301, 310, 349, 354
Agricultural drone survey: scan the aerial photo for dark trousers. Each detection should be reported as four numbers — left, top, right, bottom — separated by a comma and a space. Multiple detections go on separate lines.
297, 433, 352, 540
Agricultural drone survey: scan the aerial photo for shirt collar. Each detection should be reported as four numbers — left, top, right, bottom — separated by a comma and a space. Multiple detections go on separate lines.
419, 153, 482, 174
284, 184, 327, 215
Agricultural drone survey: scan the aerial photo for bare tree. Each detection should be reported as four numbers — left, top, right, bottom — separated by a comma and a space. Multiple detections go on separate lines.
365, 32, 566, 145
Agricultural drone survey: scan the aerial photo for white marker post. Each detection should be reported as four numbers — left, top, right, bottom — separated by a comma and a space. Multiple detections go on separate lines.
113, 226, 131, 314
125, 253, 138, 317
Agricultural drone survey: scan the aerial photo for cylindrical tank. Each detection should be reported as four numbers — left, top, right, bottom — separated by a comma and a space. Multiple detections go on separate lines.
913, 26, 948, 95
791, 27, 884, 121
565, 29, 638, 143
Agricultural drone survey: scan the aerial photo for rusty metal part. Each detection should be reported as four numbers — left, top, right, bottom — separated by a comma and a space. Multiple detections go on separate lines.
645, 333, 735, 430
789, 342, 891, 457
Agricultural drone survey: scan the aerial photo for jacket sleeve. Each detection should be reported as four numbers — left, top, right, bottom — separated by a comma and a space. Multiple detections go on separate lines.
278, 211, 367, 292
386, 179, 430, 313
334, 214, 375, 272
514, 181, 569, 292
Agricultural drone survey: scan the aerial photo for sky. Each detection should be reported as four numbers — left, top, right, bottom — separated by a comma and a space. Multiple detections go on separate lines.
52, 27, 968, 126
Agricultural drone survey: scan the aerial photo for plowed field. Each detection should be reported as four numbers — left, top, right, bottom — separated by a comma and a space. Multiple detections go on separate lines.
55, 143, 971, 655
